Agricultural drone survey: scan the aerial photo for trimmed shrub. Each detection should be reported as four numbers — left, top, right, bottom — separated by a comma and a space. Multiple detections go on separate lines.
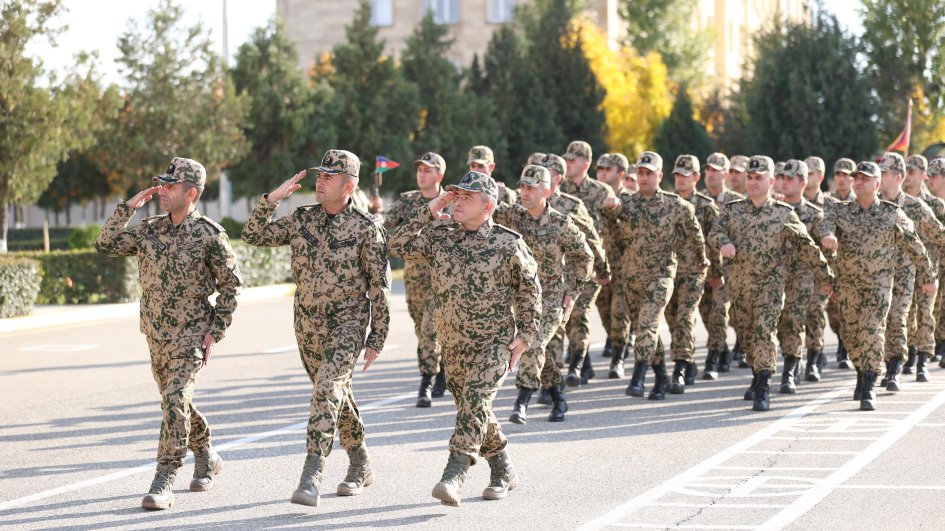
0, 256, 43, 318
16, 250, 140, 304
230, 240, 293, 287
68, 224, 103, 249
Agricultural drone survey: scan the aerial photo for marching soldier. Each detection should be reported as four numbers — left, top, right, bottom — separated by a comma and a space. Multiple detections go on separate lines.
467, 145, 518, 205
928, 157, 945, 365
594, 153, 631, 366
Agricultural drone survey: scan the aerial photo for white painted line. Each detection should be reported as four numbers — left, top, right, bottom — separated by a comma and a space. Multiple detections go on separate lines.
757, 385, 945, 530
612, 524, 757, 530
0, 391, 415, 512
715, 466, 841, 472
576, 388, 847, 531
648, 502, 788, 509
766, 436, 878, 441
742, 451, 859, 455
837, 485, 945, 490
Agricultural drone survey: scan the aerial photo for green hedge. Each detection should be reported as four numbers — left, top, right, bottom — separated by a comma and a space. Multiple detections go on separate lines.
68, 224, 103, 249
230, 241, 293, 288
16, 250, 140, 304
7, 227, 73, 251
0, 256, 43, 318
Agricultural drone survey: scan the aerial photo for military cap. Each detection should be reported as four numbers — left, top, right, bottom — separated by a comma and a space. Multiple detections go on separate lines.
540, 153, 566, 176
855, 161, 881, 179
706, 152, 730, 172
563, 140, 592, 161
527, 152, 547, 165
153, 157, 207, 187
447, 171, 499, 202
636, 151, 663, 172
467, 145, 495, 165
930, 158, 945, 177
673, 154, 700, 176
748, 155, 775, 175
626, 164, 638, 176
804, 156, 825, 174
907, 154, 928, 172
730, 155, 750, 172
519, 165, 551, 187
414, 152, 446, 173
610, 153, 630, 172
833, 158, 856, 174
775, 161, 786, 176
880, 152, 906, 173
782, 159, 809, 179
313, 149, 360, 178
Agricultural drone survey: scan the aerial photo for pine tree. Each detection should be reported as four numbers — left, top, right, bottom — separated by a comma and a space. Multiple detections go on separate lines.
653, 88, 714, 177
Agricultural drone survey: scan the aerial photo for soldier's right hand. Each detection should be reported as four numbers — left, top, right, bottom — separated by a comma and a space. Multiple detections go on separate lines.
922, 283, 936, 296
267, 170, 306, 204
821, 235, 838, 251
127, 185, 161, 210
720, 243, 736, 259
602, 197, 621, 209
428, 191, 457, 219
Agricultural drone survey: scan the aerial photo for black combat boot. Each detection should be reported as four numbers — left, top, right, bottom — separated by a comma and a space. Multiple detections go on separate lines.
916, 351, 931, 382
934, 341, 945, 363
718, 346, 732, 372
886, 356, 903, 392
416, 374, 434, 408
860, 370, 878, 411
853, 369, 864, 401
608, 341, 626, 379
734, 340, 749, 368
744, 370, 759, 401
509, 387, 534, 425
816, 350, 828, 372
602, 337, 613, 358
536, 387, 553, 406
837, 340, 854, 369
805, 349, 821, 382
626, 361, 647, 397
670, 360, 687, 394
780, 356, 799, 394
548, 385, 568, 422
648, 362, 669, 400
881, 360, 891, 387
580, 350, 595, 384
684, 361, 698, 385
903, 346, 917, 375
432, 366, 447, 398
564, 346, 582, 387
753, 370, 772, 411
703, 349, 719, 381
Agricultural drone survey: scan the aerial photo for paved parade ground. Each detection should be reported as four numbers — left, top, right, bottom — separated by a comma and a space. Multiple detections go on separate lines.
2, 282, 945, 530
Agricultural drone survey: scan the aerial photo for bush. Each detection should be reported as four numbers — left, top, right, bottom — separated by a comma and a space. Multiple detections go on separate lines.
7, 227, 73, 251
230, 240, 293, 287
0, 256, 43, 318
15, 250, 140, 304
68, 224, 103, 249
220, 217, 244, 239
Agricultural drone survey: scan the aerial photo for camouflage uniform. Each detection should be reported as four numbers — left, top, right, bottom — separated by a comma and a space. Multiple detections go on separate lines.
95, 157, 242, 473
594, 153, 631, 356
389, 172, 541, 463
467, 145, 517, 205
242, 150, 391, 458
821, 159, 859, 357
930, 158, 945, 353
701, 187, 743, 358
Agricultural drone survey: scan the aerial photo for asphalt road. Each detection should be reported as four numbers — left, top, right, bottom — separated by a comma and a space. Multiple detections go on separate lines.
2, 282, 945, 530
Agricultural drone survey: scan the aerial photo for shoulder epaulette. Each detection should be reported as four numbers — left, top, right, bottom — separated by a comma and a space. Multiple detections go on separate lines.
199, 216, 225, 234
494, 223, 523, 239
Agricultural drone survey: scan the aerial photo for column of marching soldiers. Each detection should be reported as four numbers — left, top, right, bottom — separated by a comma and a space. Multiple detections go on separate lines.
95, 141, 945, 512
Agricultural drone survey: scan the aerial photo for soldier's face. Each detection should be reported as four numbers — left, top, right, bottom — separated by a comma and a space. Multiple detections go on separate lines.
636, 167, 662, 194
806, 171, 824, 191
727, 169, 747, 190
452, 190, 491, 225
518, 183, 550, 209
549, 169, 564, 191
705, 167, 726, 190
674, 171, 698, 195
835, 172, 853, 194
773, 174, 785, 194
416, 164, 442, 191
596, 165, 622, 186
879, 170, 903, 196
853, 173, 880, 201
780, 175, 806, 200
157, 182, 194, 213
315, 172, 353, 205
468, 161, 494, 176
904, 168, 926, 190
565, 157, 589, 179
746, 172, 773, 200
929, 174, 945, 196
623, 174, 638, 192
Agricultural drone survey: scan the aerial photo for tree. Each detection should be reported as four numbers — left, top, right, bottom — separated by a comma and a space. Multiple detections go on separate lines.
103, 0, 249, 198
0, 0, 120, 251
653, 87, 714, 177
618, 0, 713, 88
37, 151, 111, 224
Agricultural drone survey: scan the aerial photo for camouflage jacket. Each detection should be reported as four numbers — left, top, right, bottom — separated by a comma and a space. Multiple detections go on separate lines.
805, 188, 829, 210
827, 191, 856, 202
388, 206, 541, 348
678, 191, 721, 277
241, 196, 391, 351
784, 199, 826, 276
710, 197, 833, 288
604, 189, 706, 280
95, 203, 242, 342
560, 175, 616, 234
549, 190, 610, 279
709, 188, 744, 205
494, 202, 593, 303
383, 188, 445, 286
497, 184, 518, 205
881, 191, 945, 277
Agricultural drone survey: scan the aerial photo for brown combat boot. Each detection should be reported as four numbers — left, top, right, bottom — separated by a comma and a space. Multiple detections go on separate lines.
432, 452, 471, 507
337, 444, 375, 496
482, 450, 518, 500
142, 467, 177, 510
291, 453, 326, 507
190, 447, 224, 492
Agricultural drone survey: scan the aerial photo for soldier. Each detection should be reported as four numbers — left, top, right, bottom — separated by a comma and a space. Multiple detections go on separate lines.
701, 153, 742, 377
623, 164, 640, 193
467, 145, 518, 205
726, 154, 750, 366
559, 140, 615, 385
594, 153, 630, 366
803, 156, 827, 207
710, 156, 833, 412
242, 150, 391, 508
928, 158, 945, 365
494, 165, 593, 424
821, 161, 933, 410
95, 157, 242, 510
830, 158, 858, 201
527, 152, 547, 165
662, 154, 721, 393
877, 152, 945, 388
602, 151, 708, 400
383, 152, 447, 407
389, 171, 541, 507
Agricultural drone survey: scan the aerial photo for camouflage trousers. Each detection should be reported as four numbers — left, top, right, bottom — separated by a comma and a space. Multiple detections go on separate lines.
698, 277, 730, 352
597, 275, 632, 343
295, 304, 368, 457
936, 276, 945, 342
838, 282, 893, 373
405, 273, 441, 376
884, 267, 916, 361
517, 297, 564, 390
907, 279, 937, 353
548, 279, 601, 366
777, 271, 814, 359
662, 272, 706, 363
443, 342, 509, 464
147, 336, 211, 470
615, 276, 674, 365
806, 290, 829, 351
729, 280, 785, 373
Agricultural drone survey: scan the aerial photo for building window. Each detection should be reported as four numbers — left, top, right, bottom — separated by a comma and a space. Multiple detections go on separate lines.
423, 0, 460, 25
370, 0, 393, 26
488, 0, 515, 23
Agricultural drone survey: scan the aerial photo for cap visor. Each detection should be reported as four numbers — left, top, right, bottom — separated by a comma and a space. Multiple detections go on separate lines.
153, 175, 180, 183
638, 163, 659, 172
706, 163, 725, 170
467, 159, 489, 166
731, 165, 748, 172
517, 180, 541, 187
414, 160, 436, 168
673, 169, 695, 176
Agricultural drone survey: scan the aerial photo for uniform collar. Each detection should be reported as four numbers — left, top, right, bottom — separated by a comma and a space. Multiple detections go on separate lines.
315, 198, 355, 226
465, 217, 495, 238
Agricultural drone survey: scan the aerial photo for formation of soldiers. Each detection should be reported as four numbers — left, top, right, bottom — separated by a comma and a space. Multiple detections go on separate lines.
96, 142, 945, 513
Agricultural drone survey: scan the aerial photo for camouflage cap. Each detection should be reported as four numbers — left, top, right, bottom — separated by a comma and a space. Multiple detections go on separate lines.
855, 161, 881, 179
467, 145, 495, 165
414, 151, 446, 174
907, 154, 928, 172
706, 152, 730, 172
314, 149, 360, 178
519, 165, 551, 187
626, 164, 638, 177
673, 154, 700, 176
540, 153, 566, 176
880, 152, 906, 173
447, 171, 499, 203
782, 159, 809, 179
730, 155, 750, 172
775, 161, 786, 176
833, 157, 856, 174
563, 140, 592, 161
929, 158, 945, 177
804, 156, 825, 174
636, 151, 663, 172
597, 152, 629, 171
153, 157, 207, 187
527, 152, 547, 165
748, 155, 775, 175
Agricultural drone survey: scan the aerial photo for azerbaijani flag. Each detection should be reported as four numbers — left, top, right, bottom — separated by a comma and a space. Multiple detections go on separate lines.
375, 155, 400, 174
886, 99, 912, 153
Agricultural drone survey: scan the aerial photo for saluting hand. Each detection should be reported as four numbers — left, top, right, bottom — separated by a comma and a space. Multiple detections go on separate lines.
428, 191, 457, 220
267, 170, 307, 204
507, 337, 527, 372
127, 186, 161, 210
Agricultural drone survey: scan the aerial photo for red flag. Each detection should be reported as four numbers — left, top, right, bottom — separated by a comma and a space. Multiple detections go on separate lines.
886, 99, 912, 153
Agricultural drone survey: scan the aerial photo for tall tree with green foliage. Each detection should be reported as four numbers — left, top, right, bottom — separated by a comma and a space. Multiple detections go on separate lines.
0, 0, 121, 251
653, 88, 714, 177
37, 151, 111, 224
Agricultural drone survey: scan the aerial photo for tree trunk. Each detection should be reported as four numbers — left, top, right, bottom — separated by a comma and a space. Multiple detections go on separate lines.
0, 203, 8, 253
